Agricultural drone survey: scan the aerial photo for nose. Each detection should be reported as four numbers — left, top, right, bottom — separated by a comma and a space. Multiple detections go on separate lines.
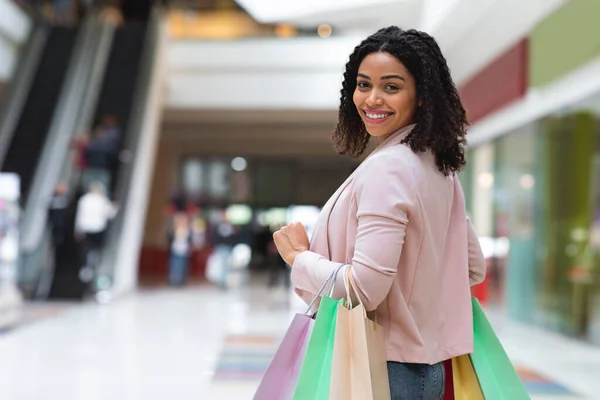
366, 89, 383, 107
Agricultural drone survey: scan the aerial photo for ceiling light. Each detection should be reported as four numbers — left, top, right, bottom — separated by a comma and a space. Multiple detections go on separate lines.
274, 24, 297, 38
318, 24, 332, 38
231, 157, 248, 172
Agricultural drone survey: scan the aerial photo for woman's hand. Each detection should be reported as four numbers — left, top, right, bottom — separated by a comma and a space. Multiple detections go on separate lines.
273, 222, 309, 266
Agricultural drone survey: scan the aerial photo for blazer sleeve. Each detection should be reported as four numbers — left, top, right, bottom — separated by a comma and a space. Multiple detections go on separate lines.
292, 151, 415, 312
467, 217, 486, 286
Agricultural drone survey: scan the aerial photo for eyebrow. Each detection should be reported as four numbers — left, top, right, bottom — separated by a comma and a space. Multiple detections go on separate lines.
357, 73, 405, 81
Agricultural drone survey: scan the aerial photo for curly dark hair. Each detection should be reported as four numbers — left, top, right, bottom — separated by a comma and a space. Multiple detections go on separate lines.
332, 26, 468, 175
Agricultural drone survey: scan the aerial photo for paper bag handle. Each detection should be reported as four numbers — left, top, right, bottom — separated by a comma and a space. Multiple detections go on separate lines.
304, 263, 349, 315
343, 266, 380, 329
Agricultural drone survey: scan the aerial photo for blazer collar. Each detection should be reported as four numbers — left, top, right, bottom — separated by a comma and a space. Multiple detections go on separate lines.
314, 123, 417, 257
370, 123, 416, 157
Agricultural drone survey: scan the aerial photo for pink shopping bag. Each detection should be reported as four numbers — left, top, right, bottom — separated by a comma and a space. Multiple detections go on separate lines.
254, 264, 347, 400
253, 313, 314, 400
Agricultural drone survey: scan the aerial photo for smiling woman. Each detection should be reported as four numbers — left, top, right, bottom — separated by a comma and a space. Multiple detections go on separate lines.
353, 52, 419, 144
273, 26, 483, 400
333, 26, 468, 176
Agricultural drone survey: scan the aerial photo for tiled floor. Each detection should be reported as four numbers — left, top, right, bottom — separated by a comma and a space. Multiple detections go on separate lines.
0, 284, 598, 399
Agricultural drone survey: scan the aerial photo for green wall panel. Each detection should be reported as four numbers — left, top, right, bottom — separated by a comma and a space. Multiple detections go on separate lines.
540, 112, 595, 335
530, 0, 600, 88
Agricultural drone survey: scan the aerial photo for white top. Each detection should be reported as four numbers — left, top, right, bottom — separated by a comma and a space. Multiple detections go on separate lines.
75, 193, 116, 233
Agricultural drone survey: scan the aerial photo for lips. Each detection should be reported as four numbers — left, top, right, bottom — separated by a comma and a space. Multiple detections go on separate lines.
362, 109, 394, 125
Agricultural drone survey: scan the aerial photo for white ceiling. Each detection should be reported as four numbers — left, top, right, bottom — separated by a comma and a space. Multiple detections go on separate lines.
235, 0, 421, 31
234, 0, 568, 85
164, 0, 570, 119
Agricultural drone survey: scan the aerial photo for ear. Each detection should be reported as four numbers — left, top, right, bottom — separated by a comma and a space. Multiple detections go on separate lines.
418, 99, 423, 107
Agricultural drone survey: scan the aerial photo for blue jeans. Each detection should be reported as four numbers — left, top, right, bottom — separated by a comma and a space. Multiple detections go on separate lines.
168, 254, 189, 286
388, 361, 445, 400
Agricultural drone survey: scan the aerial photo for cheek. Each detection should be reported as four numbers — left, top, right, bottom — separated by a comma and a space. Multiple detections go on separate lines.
390, 93, 417, 115
352, 89, 363, 108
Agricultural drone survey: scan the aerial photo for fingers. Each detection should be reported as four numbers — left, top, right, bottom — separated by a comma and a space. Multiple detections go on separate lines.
273, 222, 306, 240
282, 222, 303, 231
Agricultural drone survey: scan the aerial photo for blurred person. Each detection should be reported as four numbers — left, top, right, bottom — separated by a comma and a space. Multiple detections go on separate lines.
167, 212, 193, 286
166, 189, 185, 215
273, 27, 485, 400
100, 114, 134, 169
100, 114, 121, 154
71, 132, 90, 171
75, 182, 117, 280
52, 0, 74, 25
252, 224, 272, 267
212, 211, 235, 290
82, 127, 117, 194
190, 215, 207, 249
48, 181, 70, 248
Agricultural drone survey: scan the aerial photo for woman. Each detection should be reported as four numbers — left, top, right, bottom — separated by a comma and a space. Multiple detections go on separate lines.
273, 26, 486, 400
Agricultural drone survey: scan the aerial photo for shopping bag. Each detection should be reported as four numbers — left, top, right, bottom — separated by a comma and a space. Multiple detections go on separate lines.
469, 298, 529, 399
293, 264, 348, 400
255, 264, 347, 400
452, 355, 484, 400
443, 359, 455, 400
252, 314, 314, 400
329, 267, 390, 400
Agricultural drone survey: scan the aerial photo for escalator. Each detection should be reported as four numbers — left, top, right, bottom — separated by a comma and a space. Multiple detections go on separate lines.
0, 28, 77, 204
93, 22, 147, 194
47, 22, 149, 299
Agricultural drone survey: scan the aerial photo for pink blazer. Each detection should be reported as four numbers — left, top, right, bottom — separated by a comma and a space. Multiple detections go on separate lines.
291, 124, 485, 364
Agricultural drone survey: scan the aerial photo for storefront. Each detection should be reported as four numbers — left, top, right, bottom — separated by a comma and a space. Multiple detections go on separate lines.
464, 98, 600, 344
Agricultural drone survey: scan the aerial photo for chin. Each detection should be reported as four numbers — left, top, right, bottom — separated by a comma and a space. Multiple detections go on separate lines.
364, 127, 392, 138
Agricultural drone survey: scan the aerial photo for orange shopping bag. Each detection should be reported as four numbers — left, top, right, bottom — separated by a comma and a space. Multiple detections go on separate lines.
452, 354, 484, 400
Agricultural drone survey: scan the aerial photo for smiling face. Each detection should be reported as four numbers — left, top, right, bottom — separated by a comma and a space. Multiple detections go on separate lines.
352, 52, 419, 142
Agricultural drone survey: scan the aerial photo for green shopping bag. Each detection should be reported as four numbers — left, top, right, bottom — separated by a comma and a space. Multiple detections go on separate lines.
292, 264, 349, 400
293, 295, 344, 400
469, 298, 530, 399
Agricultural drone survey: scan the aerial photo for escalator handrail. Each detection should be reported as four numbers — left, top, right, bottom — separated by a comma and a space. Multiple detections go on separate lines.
96, 7, 166, 288
20, 15, 99, 252
0, 24, 48, 168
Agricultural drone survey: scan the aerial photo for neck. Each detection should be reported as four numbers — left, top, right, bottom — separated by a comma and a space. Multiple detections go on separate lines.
375, 136, 387, 146
375, 123, 414, 147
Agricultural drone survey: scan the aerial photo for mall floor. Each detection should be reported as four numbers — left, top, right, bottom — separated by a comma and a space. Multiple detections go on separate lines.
1, 276, 599, 400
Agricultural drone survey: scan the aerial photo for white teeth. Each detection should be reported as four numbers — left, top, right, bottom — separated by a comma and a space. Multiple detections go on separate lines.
366, 113, 390, 119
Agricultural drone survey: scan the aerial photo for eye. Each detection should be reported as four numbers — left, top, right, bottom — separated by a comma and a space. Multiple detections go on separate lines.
385, 84, 399, 91
357, 81, 370, 89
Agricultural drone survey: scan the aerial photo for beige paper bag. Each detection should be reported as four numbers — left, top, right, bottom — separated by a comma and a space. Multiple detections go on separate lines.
330, 268, 391, 400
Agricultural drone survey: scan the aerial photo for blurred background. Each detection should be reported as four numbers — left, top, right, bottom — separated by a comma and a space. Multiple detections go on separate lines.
0, 0, 599, 399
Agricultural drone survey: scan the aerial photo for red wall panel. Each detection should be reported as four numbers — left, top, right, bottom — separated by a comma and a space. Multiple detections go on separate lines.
458, 39, 528, 124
